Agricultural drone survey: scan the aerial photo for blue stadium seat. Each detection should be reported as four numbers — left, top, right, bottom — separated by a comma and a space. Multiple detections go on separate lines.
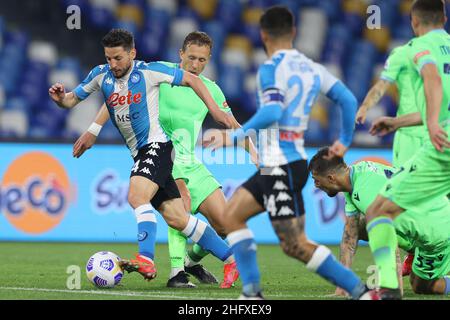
87, 6, 115, 30
201, 20, 226, 61
343, 12, 364, 37
217, 64, 244, 102
112, 20, 139, 36
322, 23, 351, 65
162, 45, 180, 64
317, 0, 342, 23
215, 0, 243, 33
137, 31, 166, 60
144, 8, 170, 36
176, 5, 200, 24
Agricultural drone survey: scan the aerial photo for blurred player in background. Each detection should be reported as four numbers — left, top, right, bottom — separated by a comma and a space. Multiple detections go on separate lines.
355, 39, 425, 277
205, 6, 375, 300
73, 31, 258, 289
309, 147, 450, 297
49, 28, 236, 282
363, 0, 450, 299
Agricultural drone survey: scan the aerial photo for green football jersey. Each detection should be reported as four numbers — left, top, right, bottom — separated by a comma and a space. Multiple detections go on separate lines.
407, 29, 450, 127
344, 161, 395, 216
381, 43, 424, 137
157, 62, 231, 178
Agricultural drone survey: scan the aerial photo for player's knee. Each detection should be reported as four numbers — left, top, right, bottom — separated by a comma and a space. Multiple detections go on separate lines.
410, 274, 434, 294
221, 210, 241, 233
165, 213, 186, 231
128, 192, 144, 209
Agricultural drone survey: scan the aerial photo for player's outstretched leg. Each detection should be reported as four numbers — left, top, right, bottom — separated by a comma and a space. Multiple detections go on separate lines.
160, 198, 234, 266
271, 215, 369, 300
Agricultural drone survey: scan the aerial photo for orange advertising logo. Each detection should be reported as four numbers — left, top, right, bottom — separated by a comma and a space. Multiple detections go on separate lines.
1, 152, 70, 234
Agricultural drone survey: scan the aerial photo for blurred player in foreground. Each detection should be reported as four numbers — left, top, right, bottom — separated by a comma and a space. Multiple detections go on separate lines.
205, 6, 376, 300
73, 31, 259, 288
49, 28, 235, 282
309, 147, 450, 297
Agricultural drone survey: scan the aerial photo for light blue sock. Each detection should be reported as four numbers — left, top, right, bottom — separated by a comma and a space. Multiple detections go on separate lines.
181, 215, 231, 261
227, 228, 261, 297
445, 276, 450, 295
306, 245, 366, 299
135, 204, 157, 260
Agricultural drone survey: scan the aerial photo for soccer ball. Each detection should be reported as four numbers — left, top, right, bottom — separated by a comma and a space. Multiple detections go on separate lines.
86, 251, 124, 288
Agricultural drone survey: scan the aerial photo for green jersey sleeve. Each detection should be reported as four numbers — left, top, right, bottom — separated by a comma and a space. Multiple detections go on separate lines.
409, 41, 437, 74
380, 46, 408, 83
210, 81, 232, 114
344, 192, 359, 217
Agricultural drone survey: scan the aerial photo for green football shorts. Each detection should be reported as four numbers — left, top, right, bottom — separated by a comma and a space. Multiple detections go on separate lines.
381, 124, 450, 213
392, 130, 424, 168
175, 162, 221, 213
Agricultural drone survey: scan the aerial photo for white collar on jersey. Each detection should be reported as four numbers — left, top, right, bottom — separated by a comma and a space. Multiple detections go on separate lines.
271, 48, 297, 58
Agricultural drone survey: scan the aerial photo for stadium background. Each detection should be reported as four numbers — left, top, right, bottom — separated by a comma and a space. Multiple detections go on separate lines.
0, 0, 449, 244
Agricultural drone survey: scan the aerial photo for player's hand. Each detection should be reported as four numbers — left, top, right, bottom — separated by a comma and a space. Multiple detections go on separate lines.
211, 110, 233, 129
73, 131, 97, 158
324, 140, 347, 159
334, 287, 349, 297
427, 122, 450, 152
202, 129, 232, 150
355, 105, 368, 124
369, 116, 397, 137
48, 83, 66, 103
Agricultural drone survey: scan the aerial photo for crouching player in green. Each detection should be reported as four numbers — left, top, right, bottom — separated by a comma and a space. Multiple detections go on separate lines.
309, 147, 450, 297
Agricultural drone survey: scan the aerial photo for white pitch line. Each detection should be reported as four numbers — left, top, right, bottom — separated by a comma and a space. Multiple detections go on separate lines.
0, 286, 224, 300
0, 286, 336, 300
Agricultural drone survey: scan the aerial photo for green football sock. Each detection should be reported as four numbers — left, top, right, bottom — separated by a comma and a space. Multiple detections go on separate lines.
187, 243, 210, 263
168, 227, 187, 269
367, 216, 399, 289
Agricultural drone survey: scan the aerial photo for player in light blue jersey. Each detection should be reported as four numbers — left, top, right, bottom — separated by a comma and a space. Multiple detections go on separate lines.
206, 6, 374, 300
49, 29, 236, 282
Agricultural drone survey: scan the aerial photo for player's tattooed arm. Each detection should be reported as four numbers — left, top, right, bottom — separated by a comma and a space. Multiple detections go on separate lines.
339, 214, 360, 268
333, 214, 360, 297
356, 79, 391, 124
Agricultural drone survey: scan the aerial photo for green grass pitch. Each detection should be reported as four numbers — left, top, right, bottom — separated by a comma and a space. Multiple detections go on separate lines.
0, 242, 446, 300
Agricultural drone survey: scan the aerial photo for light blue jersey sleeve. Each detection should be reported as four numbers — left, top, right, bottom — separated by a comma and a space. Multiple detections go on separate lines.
73, 64, 109, 101
139, 61, 184, 86
325, 81, 357, 147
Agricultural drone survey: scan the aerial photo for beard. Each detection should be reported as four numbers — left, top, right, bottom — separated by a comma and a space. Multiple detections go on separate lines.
113, 63, 132, 78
